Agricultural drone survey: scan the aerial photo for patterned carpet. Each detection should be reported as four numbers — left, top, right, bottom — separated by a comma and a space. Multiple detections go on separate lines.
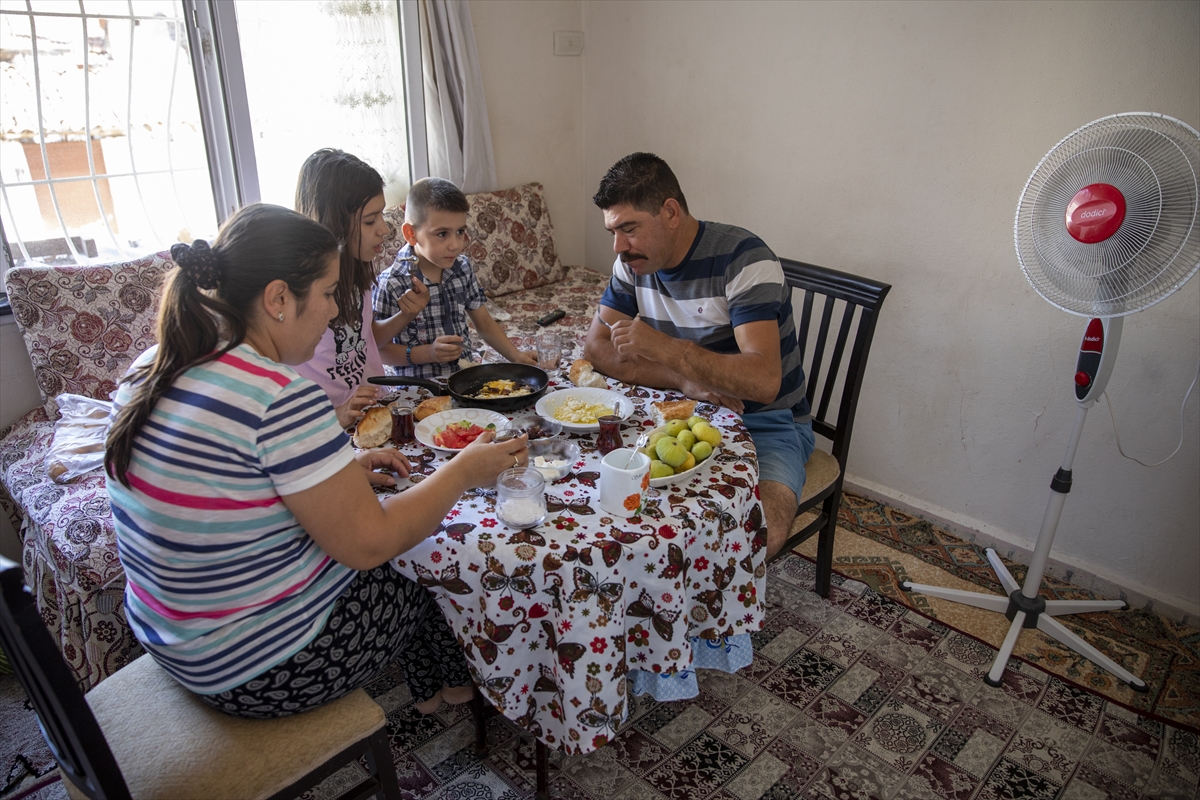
3, 496, 1199, 800
796, 493, 1200, 733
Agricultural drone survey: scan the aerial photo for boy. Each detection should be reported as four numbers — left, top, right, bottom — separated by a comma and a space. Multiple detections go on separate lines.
374, 178, 537, 378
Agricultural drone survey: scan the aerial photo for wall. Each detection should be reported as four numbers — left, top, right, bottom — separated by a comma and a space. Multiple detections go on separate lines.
468, 0, 586, 266
569, 1, 1198, 611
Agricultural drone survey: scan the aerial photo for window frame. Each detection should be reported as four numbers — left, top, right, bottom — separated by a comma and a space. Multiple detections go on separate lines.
1, 0, 427, 287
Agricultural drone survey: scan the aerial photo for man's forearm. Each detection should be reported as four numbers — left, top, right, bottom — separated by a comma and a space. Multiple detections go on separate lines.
585, 323, 772, 402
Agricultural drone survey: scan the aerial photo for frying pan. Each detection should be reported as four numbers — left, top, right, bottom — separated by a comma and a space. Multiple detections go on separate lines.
368, 363, 549, 413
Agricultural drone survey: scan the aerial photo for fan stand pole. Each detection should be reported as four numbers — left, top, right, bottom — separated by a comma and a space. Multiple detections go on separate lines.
902, 320, 1148, 692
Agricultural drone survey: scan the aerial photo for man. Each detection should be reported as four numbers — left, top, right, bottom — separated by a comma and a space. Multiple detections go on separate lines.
583, 152, 814, 559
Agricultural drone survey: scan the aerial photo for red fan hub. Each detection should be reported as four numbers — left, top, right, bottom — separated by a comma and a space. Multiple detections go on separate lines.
1064, 183, 1125, 243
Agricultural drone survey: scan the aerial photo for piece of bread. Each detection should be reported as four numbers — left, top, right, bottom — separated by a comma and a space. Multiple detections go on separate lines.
353, 406, 392, 449
414, 395, 452, 421
651, 399, 697, 427
568, 359, 609, 389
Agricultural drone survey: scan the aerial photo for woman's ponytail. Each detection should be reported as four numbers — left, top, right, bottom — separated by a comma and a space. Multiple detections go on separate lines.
105, 204, 338, 486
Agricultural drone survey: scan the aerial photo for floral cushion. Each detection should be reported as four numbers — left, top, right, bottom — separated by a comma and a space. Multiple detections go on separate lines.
5, 254, 173, 419
372, 182, 568, 298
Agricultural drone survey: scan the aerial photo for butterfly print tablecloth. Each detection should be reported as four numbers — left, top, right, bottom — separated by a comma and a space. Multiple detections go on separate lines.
377, 382, 767, 755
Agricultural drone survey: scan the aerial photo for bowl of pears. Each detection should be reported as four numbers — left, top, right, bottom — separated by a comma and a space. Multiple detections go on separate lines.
639, 415, 723, 487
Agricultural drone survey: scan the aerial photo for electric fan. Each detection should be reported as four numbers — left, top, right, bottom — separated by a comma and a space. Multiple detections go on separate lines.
903, 112, 1200, 691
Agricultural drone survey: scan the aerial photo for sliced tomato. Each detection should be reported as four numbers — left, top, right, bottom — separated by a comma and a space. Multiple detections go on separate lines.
433, 421, 493, 449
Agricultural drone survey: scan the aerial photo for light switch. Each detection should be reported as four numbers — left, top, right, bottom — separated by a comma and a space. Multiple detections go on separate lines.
554, 30, 584, 56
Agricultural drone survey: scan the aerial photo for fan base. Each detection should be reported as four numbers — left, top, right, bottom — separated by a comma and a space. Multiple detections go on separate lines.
902, 548, 1148, 692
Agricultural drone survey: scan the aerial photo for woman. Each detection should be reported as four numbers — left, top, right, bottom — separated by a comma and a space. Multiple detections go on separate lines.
105, 204, 527, 717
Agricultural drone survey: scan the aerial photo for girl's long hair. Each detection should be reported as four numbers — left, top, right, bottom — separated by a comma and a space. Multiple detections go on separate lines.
294, 149, 385, 328
105, 204, 339, 486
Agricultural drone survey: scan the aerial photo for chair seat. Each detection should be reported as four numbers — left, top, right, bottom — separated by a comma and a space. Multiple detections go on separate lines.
799, 448, 840, 505
66, 655, 386, 800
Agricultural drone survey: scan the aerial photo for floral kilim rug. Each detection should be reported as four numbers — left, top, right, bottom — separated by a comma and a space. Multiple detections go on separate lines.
795, 493, 1200, 734
4, 527, 1198, 799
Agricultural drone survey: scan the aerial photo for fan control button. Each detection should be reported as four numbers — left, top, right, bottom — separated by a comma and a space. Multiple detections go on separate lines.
1074, 371, 1091, 388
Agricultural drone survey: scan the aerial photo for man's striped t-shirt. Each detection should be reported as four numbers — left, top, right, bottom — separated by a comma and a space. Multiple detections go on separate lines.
107, 344, 357, 695
600, 221, 810, 420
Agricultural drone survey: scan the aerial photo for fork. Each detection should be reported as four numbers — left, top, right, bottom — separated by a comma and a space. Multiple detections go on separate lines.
625, 432, 649, 468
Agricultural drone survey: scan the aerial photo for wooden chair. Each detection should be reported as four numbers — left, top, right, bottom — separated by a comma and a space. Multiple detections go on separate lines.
0, 557, 400, 800
773, 259, 891, 597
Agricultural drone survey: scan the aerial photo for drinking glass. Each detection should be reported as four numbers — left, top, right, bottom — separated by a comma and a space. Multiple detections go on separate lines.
536, 332, 564, 377
495, 467, 547, 529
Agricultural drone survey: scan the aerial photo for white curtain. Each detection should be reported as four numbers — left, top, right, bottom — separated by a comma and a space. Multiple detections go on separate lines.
419, 0, 497, 193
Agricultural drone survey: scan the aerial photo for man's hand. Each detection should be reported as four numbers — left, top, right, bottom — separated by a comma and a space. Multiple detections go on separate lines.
430, 335, 465, 363
335, 385, 381, 429
398, 273, 429, 317
355, 448, 411, 487
680, 377, 745, 415
609, 318, 676, 362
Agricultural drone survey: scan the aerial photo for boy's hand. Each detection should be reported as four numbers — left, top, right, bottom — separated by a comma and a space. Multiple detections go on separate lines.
431, 335, 465, 363
398, 273, 429, 316
514, 350, 540, 366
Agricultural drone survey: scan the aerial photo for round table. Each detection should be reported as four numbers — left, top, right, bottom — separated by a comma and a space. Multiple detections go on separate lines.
375, 379, 767, 755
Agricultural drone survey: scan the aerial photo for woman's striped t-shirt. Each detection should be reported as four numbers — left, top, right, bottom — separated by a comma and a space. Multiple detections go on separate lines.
107, 343, 357, 695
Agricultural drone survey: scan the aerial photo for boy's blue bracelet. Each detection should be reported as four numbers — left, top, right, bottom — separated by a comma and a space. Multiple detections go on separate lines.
406, 344, 414, 365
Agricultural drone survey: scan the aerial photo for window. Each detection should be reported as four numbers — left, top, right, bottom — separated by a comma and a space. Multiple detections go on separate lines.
0, 0, 424, 280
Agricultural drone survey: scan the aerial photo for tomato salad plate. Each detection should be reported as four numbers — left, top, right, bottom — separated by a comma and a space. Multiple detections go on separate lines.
415, 409, 510, 452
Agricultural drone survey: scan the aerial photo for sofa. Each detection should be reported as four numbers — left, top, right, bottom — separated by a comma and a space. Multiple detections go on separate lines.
0, 182, 607, 689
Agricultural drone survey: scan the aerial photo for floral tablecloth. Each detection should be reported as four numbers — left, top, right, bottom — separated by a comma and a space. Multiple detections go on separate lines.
378, 381, 767, 756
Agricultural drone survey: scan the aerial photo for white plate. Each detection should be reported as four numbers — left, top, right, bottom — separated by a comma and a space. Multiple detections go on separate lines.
534, 388, 636, 433
415, 409, 510, 452
644, 424, 722, 487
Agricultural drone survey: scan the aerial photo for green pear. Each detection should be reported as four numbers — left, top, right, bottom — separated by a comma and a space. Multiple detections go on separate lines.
686, 415, 706, 430
692, 422, 721, 448
676, 430, 697, 451
691, 441, 713, 462
655, 436, 688, 468
665, 419, 689, 437
649, 460, 675, 479
647, 430, 670, 450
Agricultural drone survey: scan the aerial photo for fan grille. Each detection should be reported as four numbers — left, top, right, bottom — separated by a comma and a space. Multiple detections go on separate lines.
1015, 113, 1200, 317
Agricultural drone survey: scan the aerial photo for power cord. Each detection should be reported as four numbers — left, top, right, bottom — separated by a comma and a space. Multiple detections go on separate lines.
1102, 356, 1200, 467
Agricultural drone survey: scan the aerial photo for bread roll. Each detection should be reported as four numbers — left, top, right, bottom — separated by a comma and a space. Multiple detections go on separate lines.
568, 359, 609, 389
352, 406, 392, 449
651, 399, 697, 427
414, 395, 452, 421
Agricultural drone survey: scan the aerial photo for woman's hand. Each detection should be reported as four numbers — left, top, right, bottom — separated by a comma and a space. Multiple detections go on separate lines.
453, 430, 529, 489
335, 385, 380, 429
430, 335, 465, 363
355, 448, 411, 487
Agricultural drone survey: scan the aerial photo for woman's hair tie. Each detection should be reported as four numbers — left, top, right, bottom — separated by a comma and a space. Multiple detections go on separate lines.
171, 240, 222, 290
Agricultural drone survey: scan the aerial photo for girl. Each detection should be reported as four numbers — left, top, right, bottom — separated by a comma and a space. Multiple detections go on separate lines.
105, 204, 527, 717
293, 148, 429, 428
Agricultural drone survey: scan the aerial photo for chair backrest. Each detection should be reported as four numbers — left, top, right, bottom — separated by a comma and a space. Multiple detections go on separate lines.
0, 560, 129, 799
781, 259, 891, 465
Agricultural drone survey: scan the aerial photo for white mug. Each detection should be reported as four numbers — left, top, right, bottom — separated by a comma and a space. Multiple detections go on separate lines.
599, 448, 651, 518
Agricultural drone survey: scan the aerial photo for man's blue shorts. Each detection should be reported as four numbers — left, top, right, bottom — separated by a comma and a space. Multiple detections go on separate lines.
742, 409, 816, 502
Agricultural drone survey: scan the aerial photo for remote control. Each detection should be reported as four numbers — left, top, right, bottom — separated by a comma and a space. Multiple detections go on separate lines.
537, 309, 566, 326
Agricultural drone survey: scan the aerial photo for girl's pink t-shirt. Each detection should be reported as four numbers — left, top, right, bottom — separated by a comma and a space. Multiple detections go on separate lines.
292, 290, 385, 408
